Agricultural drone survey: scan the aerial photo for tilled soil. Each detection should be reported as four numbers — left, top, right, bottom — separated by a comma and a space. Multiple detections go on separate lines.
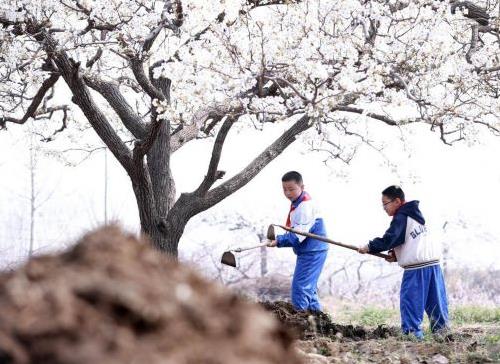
261, 301, 399, 341
261, 302, 500, 363
0, 226, 301, 364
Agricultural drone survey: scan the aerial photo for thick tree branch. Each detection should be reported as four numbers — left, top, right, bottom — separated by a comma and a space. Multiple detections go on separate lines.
170, 103, 242, 152
480, 65, 500, 73
130, 57, 166, 101
0, 15, 20, 28
84, 75, 147, 138
202, 114, 312, 209
244, 0, 303, 11
86, 48, 103, 68
133, 119, 164, 161
333, 106, 401, 126
466, 24, 479, 64
0, 73, 59, 127
26, 25, 134, 171
149, 67, 171, 104
450, 1, 490, 26
194, 116, 235, 196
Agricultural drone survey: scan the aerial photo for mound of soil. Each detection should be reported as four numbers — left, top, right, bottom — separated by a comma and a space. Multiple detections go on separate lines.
261, 301, 399, 341
0, 226, 301, 364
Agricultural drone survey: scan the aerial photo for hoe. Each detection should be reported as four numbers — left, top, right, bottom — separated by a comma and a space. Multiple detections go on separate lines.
220, 225, 275, 268
221, 224, 390, 267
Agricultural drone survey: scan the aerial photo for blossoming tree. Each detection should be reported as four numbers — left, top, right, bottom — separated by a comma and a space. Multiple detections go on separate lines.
1, 0, 498, 255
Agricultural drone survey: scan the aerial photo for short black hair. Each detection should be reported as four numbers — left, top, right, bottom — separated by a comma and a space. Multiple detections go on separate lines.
282, 171, 303, 184
382, 185, 405, 201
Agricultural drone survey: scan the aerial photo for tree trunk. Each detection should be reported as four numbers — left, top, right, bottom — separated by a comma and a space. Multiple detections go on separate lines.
144, 222, 181, 257
134, 193, 196, 257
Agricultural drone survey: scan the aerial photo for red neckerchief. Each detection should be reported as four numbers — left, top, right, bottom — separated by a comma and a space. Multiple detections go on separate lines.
286, 191, 311, 227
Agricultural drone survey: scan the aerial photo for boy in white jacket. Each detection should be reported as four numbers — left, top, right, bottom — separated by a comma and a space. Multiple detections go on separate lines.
267, 171, 329, 311
359, 185, 449, 339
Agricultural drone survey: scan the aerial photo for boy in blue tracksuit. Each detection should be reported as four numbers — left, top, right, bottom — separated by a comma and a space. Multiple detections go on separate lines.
267, 171, 329, 311
359, 185, 449, 339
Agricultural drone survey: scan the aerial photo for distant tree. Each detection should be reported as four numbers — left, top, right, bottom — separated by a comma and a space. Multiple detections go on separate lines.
24, 133, 62, 256
1, 0, 498, 256
28, 135, 37, 256
0, 130, 59, 260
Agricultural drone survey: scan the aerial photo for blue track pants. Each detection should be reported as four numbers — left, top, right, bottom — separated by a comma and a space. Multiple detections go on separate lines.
291, 250, 328, 311
400, 265, 449, 338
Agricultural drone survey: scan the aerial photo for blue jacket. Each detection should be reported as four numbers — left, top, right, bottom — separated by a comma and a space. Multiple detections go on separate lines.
276, 192, 329, 255
369, 200, 425, 253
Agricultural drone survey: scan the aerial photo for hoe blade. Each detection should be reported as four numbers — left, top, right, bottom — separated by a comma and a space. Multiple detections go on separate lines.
267, 224, 275, 240
221, 251, 236, 267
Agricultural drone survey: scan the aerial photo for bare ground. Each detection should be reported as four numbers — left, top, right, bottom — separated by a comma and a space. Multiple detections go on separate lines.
262, 301, 500, 363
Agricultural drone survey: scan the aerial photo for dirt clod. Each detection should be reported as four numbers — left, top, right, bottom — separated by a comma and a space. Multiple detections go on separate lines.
0, 226, 302, 364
